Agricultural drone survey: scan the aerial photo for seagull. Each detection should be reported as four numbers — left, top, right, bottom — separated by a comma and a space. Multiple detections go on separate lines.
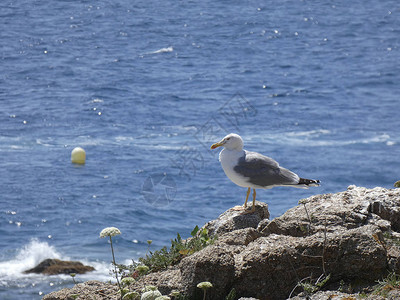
211, 133, 320, 213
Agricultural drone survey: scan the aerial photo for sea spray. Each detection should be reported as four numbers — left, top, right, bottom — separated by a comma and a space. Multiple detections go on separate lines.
0, 239, 62, 278
0, 239, 110, 293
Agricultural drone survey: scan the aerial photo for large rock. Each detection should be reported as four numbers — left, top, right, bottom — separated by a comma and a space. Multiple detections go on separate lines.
202, 201, 269, 236
234, 225, 387, 299
43, 186, 400, 300
179, 244, 238, 299
177, 186, 400, 299
25, 258, 94, 275
259, 185, 392, 237
291, 290, 400, 299
129, 267, 182, 295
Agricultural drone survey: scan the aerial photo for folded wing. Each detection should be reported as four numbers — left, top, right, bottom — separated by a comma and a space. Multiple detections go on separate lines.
234, 151, 300, 188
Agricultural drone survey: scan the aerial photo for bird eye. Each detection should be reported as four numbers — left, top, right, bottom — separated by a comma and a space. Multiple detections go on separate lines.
226, 137, 230, 140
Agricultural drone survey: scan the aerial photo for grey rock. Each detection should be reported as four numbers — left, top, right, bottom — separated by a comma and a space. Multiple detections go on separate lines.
367, 186, 400, 231
43, 280, 118, 300
290, 290, 380, 299
202, 201, 269, 236
262, 186, 397, 238
291, 289, 400, 299
235, 225, 386, 299
179, 244, 238, 299
214, 228, 261, 246
130, 267, 182, 296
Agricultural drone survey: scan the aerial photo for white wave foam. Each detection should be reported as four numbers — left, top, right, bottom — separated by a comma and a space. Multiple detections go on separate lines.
387, 141, 396, 146
0, 239, 62, 279
286, 129, 331, 137
0, 239, 116, 299
76, 260, 112, 283
310, 133, 392, 147
145, 46, 173, 55
0, 239, 112, 289
36, 138, 54, 146
246, 131, 393, 147
67, 131, 396, 150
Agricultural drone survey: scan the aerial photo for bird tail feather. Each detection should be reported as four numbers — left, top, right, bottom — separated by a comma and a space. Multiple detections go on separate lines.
298, 178, 320, 187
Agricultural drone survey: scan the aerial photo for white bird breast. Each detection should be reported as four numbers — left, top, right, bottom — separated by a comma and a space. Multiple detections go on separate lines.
219, 148, 258, 188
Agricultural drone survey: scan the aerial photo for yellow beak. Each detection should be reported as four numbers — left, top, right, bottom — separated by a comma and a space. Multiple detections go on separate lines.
210, 141, 224, 149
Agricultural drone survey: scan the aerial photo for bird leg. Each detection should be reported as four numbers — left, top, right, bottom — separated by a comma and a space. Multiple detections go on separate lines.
250, 189, 256, 212
232, 187, 251, 211
243, 187, 251, 208
242, 189, 256, 214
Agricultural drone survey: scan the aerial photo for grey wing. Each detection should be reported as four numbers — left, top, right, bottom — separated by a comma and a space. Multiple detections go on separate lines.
234, 151, 300, 187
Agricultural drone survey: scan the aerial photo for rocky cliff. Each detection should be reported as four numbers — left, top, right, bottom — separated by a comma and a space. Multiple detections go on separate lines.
44, 186, 400, 300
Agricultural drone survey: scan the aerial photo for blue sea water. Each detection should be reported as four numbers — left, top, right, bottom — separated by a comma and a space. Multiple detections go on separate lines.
1, 0, 399, 298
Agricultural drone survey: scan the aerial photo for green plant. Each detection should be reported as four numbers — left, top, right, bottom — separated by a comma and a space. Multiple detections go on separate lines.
69, 273, 77, 284
373, 272, 400, 297
141, 290, 162, 300
122, 291, 140, 300
383, 231, 400, 247
225, 288, 236, 300
169, 290, 189, 300
121, 288, 130, 297
170, 290, 180, 297
100, 227, 123, 299
141, 285, 158, 292
197, 281, 213, 300
358, 292, 368, 299
126, 226, 216, 273
296, 274, 331, 297
121, 277, 135, 287
136, 265, 150, 276
338, 279, 345, 292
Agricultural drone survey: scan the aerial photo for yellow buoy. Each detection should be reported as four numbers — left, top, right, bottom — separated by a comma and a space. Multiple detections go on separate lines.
71, 147, 86, 164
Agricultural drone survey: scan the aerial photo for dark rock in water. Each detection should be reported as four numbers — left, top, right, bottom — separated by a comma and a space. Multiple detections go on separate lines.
24, 258, 94, 275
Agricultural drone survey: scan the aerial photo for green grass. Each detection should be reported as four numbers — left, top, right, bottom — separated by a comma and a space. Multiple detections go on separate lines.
299, 274, 331, 296
120, 226, 216, 274
373, 272, 400, 297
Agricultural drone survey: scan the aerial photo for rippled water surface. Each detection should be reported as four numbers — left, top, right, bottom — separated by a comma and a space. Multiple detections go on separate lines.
1, 0, 399, 298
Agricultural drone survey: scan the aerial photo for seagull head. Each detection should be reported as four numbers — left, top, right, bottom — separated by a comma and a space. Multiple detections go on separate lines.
210, 133, 244, 151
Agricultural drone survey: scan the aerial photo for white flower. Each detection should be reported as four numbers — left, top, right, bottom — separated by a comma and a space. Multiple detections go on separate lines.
140, 285, 158, 293
121, 277, 135, 287
100, 227, 121, 238
170, 290, 180, 297
141, 290, 162, 300
197, 281, 213, 290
